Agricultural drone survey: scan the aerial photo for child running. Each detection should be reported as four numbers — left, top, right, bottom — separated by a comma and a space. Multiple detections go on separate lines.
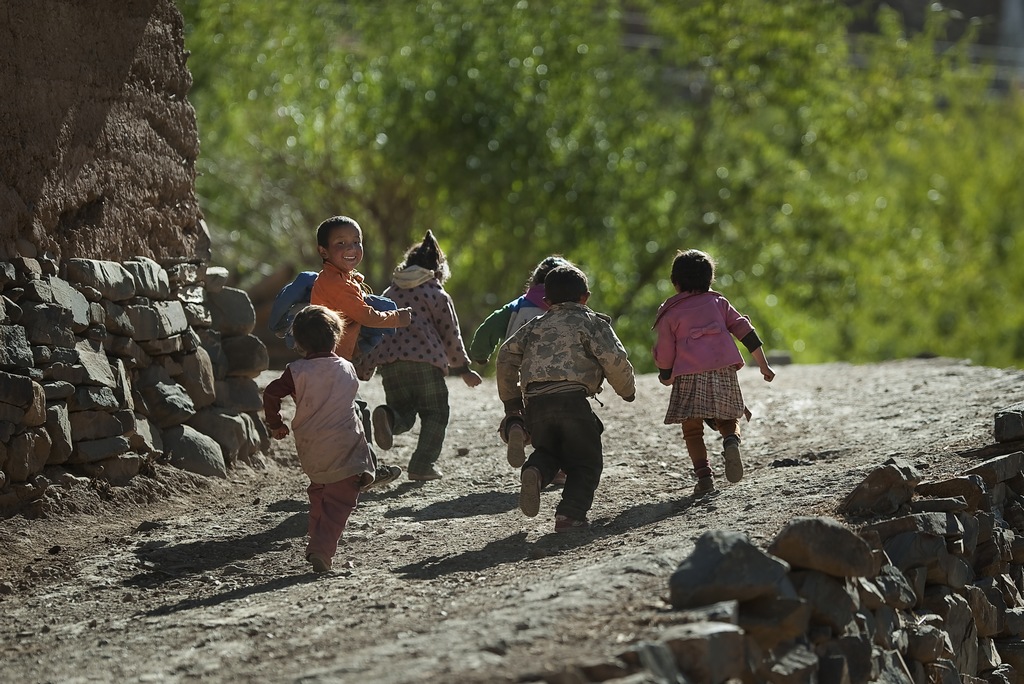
497, 264, 636, 533
468, 255, 571, 366
652, 249, 776, 497
469, 256, 571, 477
262, 305, 375, 573
309, 215, 413, 489
361, 230, 483, 481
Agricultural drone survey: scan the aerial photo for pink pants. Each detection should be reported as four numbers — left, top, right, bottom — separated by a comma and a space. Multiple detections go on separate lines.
306, 475, 360, 561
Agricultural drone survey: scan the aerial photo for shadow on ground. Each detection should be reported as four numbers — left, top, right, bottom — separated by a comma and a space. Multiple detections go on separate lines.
394, 531, 536, 578
126, 511, 307, 586
143, 572, 323, 616
383, 490, 518, 521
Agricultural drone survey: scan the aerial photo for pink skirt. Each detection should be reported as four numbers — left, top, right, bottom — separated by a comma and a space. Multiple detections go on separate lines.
664, 367, 746, 424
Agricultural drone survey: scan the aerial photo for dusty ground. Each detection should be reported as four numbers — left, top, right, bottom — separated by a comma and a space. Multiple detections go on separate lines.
2, 357, 1023, 683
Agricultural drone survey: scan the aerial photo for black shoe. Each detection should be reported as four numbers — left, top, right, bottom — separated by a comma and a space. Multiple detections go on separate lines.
361, 464, 402, 491
506, 423, 526, 467
554, 515, 590, 532
307, 553, 331, 573
693, 475, 717, 496
372, 405, 394, 450
723, 434, 743, 483
519, 467, 541, 517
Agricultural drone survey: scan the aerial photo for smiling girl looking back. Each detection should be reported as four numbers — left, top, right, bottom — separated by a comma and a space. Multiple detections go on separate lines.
310, 215, 413, 489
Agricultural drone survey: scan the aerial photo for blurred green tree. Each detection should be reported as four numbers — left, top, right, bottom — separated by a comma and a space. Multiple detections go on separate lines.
180, 1, 1024, 370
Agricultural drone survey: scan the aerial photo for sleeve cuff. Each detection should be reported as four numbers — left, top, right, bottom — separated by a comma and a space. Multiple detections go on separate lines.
740, 330, 763, 353
503, 398, 525, 414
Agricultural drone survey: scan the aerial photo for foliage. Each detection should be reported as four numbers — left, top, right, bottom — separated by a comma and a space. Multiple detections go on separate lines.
179, 0, 1024, 371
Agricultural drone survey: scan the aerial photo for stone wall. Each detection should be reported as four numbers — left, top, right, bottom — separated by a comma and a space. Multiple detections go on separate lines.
0, 255, 269, 512
545, 453, 1024, 683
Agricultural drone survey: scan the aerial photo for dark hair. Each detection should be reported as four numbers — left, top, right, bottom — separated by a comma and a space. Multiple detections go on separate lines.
291, 305, 343, 354
544, 265, 589, 305
316, 216, 361, 248
527, 255, 571, 289
401, 230, 450, 282
671, 249, 715, 293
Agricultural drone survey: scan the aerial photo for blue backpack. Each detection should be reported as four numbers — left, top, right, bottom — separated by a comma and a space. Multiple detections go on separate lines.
268, 271, 397, 352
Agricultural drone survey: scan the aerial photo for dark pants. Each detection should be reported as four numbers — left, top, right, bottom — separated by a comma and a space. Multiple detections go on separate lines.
379, 361, 450, 473
523, 392, 604, 520
355, 397, 381, 469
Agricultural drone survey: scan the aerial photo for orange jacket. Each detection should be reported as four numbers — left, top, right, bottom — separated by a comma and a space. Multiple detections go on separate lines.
310, 262, 406, 360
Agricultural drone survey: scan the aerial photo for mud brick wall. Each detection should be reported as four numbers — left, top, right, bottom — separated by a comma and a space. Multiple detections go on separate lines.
0, 0, 209, 264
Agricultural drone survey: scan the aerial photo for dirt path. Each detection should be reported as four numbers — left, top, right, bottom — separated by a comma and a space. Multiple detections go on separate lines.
2, 358, 1022, 683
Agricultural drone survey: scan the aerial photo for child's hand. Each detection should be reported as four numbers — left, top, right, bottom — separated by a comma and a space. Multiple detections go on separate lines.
270, 425, 290, 440
462, 370, 483, 388
395, 308, 413, 327
659, 376, 673, 386
751, 349, 775, 383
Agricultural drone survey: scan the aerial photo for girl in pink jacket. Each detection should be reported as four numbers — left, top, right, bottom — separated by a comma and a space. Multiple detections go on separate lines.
652, 250, 775, 497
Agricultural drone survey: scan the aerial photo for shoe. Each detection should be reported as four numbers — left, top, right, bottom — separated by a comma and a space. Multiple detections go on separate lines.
307, 553, 331, 573
723, 435, 743, 483
519, 466, 542, 517
361, 464, 402, 491
549, 470, 567, 487
693, 475, 717, 496
372, 405, 393, 450
506, 423, 526, 468
408, 465, 444, 481
554, 514, 590, 533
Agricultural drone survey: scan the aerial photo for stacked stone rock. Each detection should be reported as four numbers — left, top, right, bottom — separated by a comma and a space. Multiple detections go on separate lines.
548, 451, 1024, 683
0, 255, 268, 513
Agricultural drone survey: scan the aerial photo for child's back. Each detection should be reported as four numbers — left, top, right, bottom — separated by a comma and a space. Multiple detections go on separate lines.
366, 269, 471, 374
287, 355, 372, 483
360, 231, 482, 481
497, 302, 635, 401
496, 265, 635, 533
468, 255, 570, 366
262, 305, 375, 573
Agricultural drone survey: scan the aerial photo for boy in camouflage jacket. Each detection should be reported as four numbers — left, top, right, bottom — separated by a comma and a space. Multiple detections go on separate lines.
496, 265, 636, 532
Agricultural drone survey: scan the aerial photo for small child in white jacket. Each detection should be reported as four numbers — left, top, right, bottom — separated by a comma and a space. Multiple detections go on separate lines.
262, 305, 375, 573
